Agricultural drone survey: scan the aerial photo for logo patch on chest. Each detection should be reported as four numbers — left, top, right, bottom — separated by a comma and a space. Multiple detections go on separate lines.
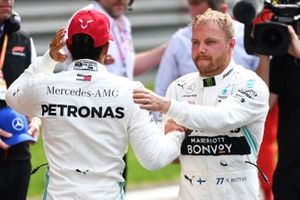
181, 135, 250, 156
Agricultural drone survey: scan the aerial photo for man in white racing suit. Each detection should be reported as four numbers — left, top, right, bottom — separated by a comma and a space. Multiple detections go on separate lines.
5, 10, 185, 200
133, 9, 269, 199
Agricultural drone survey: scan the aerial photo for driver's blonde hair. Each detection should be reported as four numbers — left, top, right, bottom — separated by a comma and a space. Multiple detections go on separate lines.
192, 9, 234, 41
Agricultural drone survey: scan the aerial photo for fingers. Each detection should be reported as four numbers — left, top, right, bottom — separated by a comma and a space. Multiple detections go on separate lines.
287, 25, 300, 58
133, 88, 150, 104
134, 98, 152, 110
134, 96, 151, 106
49, 27, 67, 62
165, 124, 185, 133
0, 140, 9, 150
0, 128, 12, 138
133, 88, 149, 96
175, 126, 185, 132
50, 28, 66, 50
0, 129, 11, 150
133, 88, 170, 112
27, 118, 40, 141
288, 25, 298, 40
133, 88, 153, 100
28, 125, 39, 140
165, 119, 185, 133
133, 89, 155, 111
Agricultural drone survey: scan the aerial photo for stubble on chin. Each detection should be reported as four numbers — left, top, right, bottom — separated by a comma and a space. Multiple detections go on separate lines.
193, 56, 212, 75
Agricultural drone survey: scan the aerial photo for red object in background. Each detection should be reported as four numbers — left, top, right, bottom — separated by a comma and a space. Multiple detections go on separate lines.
253, 8, 273, 24
257, 103, 278, 200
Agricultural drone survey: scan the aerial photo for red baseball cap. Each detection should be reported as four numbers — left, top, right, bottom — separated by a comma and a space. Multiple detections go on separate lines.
67, 9, 112, 47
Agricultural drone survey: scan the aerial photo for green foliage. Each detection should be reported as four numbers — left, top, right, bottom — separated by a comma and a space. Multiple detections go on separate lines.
126, 147, 180, 189
28, 138, 47, 197
145, 82, 154, 90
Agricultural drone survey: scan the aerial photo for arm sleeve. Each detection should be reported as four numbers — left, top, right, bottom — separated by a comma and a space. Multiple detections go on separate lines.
166, 79, 269, 132
30, 37, 37, 62
128, 83, 185, 170
6, 51, 58, 116
155, 38, 180, 96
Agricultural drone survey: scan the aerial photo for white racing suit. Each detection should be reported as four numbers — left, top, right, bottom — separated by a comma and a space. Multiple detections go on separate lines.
6, 52, 184, 200
163, 62, 269, 200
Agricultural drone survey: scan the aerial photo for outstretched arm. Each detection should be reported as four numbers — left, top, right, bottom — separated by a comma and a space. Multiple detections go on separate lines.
133, 44, 167, 76
133, 78, 269, 132
129, 85, 185, 170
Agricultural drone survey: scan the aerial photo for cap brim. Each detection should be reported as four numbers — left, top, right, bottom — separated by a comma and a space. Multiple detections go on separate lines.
3, 133, 37, 146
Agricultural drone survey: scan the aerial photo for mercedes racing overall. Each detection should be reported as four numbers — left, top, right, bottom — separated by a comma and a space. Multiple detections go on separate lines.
6, 52, 185, 200
164, 62, 269, 200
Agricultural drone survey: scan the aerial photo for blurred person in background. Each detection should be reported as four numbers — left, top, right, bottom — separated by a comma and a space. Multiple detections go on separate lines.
133, 9, 269, 199
6, 10, 186, 199
0, 0, 40, 199
269, 24, 300, 200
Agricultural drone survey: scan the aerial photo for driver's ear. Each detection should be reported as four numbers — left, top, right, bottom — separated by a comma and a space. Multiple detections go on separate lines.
229, 38, 236, 49
99, 42, 109, 64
